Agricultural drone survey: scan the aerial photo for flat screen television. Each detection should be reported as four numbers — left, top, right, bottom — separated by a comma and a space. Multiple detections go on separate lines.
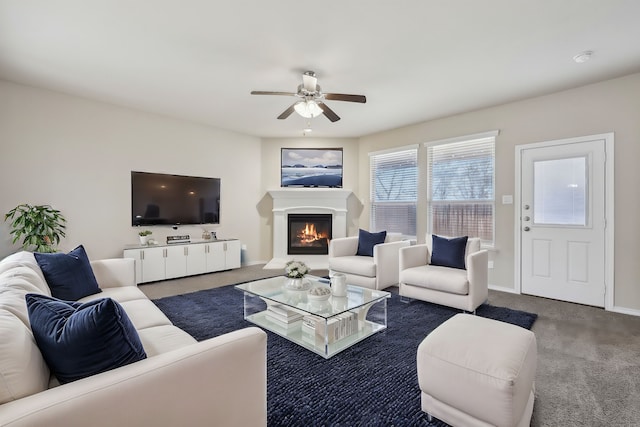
281, 148, 343, 188
131, 171, 221, 226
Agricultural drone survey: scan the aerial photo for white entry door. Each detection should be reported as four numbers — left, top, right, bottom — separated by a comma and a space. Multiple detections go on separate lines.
519, 136, 607, 307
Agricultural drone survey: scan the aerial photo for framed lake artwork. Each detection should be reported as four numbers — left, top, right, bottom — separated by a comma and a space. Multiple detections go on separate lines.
281, 148, 343, 188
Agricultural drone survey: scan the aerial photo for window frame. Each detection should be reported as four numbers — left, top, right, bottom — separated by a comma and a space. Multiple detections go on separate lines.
368, 145, 418, 238
424, 131, 498, 246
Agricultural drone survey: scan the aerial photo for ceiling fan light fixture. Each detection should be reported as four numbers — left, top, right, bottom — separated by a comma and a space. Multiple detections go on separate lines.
294, 100, 323, 118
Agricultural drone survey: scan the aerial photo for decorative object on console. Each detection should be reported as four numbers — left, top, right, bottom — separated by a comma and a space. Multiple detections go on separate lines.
26, 294, 147, 384
4, 204, 67, 253
34, 245, 101, 301
280, 148, 343, 188
356, 229, 387, 257
138, 229, 152, 245
167, 235, 191, 244
202, 230, 212, 240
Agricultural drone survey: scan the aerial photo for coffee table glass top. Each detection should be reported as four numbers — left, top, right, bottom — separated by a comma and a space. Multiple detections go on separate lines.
235, 275, 391, 358
234, 275, 390, 318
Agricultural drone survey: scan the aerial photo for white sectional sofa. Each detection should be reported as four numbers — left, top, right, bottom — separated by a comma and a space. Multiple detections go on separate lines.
0, 251, 267, 427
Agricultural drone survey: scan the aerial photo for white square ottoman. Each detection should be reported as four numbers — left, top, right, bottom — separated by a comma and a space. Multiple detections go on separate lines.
417, 314, 537, 427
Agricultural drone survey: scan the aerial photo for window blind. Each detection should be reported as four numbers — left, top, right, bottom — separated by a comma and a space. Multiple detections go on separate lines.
426, 137, 495, 244
369, 147, 417, 236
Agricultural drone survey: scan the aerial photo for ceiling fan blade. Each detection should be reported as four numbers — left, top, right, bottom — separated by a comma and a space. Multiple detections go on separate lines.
251, 91, 297, 96
277, 103, 297, 120
317, 102, 340, 122
324, 93, 367, 103
302, 71, 317, 92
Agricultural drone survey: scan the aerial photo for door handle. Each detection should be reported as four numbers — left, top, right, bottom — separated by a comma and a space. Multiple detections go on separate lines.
523, 226, 530, 232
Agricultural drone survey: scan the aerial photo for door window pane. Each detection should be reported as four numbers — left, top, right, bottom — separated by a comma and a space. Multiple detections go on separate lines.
533, 157, 587, 225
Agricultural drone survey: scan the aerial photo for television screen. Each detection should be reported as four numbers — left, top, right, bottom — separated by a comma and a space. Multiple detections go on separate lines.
281, 148, 343, 188
131, 171, 221, 226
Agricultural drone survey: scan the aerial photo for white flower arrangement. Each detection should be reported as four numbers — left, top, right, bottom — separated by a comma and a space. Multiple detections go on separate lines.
285, 260, 310, 279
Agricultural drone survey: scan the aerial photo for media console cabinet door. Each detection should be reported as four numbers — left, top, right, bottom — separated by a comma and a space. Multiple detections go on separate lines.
205, 242, 226, 272
224, 240, 242, 269
124, 240, 242, 283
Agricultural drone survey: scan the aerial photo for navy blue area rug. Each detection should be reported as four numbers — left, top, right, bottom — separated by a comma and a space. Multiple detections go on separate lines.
153, 285, 537, 426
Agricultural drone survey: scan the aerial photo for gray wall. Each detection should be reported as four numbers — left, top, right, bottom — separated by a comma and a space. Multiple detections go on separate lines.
0, 80, 264, 263
357, 72, 640, 312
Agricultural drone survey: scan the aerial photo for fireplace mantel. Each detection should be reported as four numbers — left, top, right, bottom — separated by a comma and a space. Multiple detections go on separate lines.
266, 188, 352, 269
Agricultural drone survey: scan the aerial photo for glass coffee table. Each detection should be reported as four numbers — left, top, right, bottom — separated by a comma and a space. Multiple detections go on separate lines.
235, 275, 390, 359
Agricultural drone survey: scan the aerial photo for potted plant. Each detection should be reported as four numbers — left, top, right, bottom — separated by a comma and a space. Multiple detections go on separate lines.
4, 204, 67, 253
138, 230, 152, 245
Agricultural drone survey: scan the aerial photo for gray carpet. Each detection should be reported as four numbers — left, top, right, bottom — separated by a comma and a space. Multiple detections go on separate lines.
140, 264, 640, 426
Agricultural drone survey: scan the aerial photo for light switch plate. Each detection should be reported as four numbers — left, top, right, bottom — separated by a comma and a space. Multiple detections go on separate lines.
502, 195, 513, 204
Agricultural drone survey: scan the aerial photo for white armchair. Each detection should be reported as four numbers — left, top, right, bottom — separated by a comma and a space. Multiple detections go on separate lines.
399, 234, 488, 312
328, 232, 410, 290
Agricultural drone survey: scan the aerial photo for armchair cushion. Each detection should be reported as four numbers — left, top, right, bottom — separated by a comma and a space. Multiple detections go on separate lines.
34, 245, 101, 301
329, 256, 376, 278
430, 235, 468, 270
400, 265, 469, 295
26, 294, 146, 384
356, 229, 387, 257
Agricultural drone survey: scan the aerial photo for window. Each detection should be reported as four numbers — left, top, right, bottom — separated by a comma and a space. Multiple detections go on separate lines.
533, 156, 587, 226
426, 132, 496, 245
369, 146, 418, 236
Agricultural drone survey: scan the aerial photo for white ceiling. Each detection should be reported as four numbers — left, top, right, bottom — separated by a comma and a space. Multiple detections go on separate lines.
1, 1, 640, 139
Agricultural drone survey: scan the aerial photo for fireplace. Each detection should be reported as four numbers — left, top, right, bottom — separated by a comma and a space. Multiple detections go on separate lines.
267, 188, 351, 269
287, 214, 332, 255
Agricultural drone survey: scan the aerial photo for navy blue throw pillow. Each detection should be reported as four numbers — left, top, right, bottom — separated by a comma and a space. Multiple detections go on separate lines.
431, 235, 468, 270
356, 229, 387, 257
34, 245, 101, 300
26, 294, 147, 384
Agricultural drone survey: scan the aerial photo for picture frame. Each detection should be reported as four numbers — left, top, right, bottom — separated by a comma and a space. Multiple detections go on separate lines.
280, 148, 343, 188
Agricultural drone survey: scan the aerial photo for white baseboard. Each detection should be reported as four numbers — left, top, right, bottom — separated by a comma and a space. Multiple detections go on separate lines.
610, 305, 640, 317
243, 260, 268, 266
488, 284, 520, 294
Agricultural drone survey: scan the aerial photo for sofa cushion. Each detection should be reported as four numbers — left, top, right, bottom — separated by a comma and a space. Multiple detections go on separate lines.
34, 245, 102, 300
118, 299, 174, 329
430, 235, 468, 270
0, 310, 50, 404
79, 286, 149, 305
356, 229, 387, 257
0, 267, 53, 326
26, 294, 146, 384
137, 325, 198, 357
0, 252, 50, 295
400, 265, 469, 295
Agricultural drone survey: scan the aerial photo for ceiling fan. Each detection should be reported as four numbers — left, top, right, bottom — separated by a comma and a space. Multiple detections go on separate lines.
250, 71, 366, 122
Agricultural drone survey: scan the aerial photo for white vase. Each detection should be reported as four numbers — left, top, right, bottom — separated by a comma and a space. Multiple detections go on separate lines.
331, 273, 347, 296
286, 277, 307, 290
139, 236, 150, 245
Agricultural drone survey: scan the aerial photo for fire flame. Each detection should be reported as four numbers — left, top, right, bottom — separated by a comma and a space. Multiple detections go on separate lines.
296, 223, 328, 245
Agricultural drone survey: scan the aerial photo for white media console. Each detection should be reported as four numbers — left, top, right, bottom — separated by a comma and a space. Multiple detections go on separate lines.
123, 239, 241, 284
